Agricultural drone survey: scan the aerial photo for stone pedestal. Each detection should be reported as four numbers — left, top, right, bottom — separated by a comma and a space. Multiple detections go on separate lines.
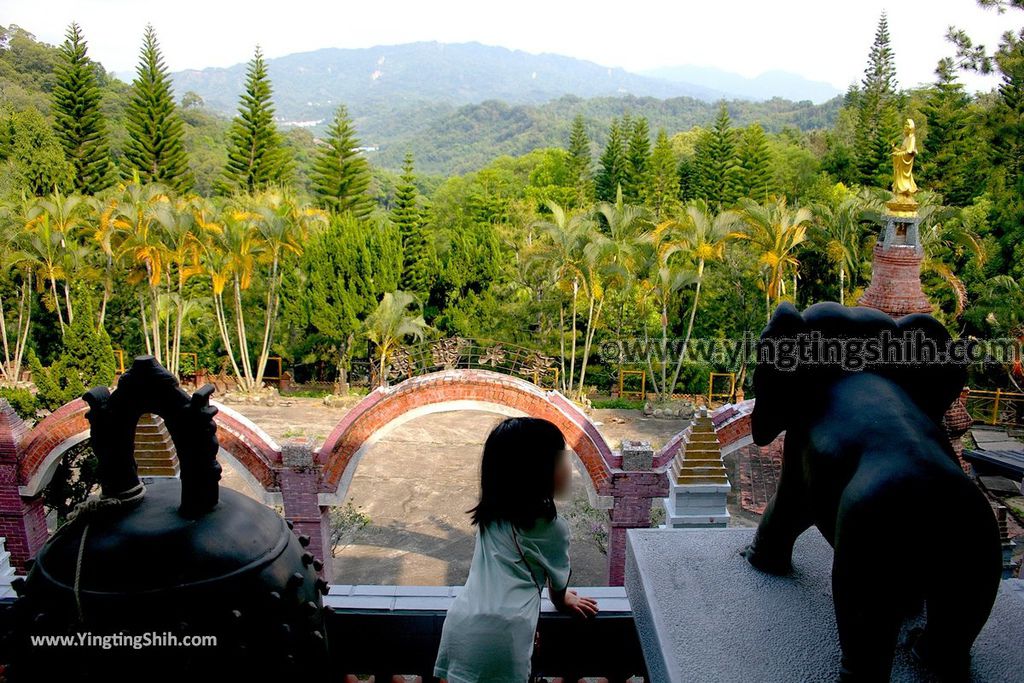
662, 408, 730, 528
625, 528, 1024, 682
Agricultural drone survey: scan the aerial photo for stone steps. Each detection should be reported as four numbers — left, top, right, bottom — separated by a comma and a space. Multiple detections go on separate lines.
134, 414, 179, 478
0, 538, 15, 578
663, 407, 731, 527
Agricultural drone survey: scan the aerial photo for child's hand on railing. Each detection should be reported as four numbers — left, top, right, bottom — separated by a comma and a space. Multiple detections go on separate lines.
554, 589, 598, 618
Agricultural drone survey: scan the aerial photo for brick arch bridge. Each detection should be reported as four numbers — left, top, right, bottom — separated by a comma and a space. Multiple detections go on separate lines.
317, 370, 617, 505
0, 371, 760, 585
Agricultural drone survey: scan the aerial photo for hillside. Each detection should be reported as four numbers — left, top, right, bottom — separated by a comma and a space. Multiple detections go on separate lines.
170, 41, 724, 124
2, 26, 839, 178
372, 95, 842, 174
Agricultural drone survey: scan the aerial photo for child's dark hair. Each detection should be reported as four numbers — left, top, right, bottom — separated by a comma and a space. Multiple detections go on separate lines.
469, 417, 566, 530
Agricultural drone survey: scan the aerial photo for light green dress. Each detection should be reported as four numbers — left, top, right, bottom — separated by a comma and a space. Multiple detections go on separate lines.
434, 516, 572, 683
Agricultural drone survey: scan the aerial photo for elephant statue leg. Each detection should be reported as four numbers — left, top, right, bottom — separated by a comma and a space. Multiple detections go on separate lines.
910, 504, 1002, 680
832, 541, 904, 682
742, 438, 813, 575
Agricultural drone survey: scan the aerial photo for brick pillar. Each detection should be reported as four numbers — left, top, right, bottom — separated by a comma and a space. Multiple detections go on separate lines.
0, 400, 47, 570
280, 440, 332, 579
606, 442, 668, 586
860, 245, 932, 317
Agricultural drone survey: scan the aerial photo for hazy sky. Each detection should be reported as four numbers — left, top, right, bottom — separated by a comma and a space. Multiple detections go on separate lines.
3, 0, 1015, 90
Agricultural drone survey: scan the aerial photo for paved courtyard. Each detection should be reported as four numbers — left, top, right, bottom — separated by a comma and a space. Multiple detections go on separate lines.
223, 398, 699, 585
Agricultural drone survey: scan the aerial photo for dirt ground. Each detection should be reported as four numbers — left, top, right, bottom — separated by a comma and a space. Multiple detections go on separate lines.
224, 398, 719, 586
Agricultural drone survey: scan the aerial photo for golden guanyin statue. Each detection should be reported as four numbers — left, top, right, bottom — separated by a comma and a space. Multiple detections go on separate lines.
888, 119, 918, 213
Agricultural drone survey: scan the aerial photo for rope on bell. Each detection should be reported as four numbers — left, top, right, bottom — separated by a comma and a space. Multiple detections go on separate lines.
67, 482, 147, 622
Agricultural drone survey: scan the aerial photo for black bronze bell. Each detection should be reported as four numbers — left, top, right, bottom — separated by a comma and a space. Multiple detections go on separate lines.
6, 356, 328, 681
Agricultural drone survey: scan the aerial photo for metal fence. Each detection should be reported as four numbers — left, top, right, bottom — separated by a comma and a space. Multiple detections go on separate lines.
964, 389, 1024, 427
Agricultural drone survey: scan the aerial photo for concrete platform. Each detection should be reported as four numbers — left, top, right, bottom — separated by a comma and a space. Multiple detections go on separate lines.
626, 528, 1024, 682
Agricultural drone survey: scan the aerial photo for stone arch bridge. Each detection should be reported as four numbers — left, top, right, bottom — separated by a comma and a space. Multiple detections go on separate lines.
0, 367, 757, 585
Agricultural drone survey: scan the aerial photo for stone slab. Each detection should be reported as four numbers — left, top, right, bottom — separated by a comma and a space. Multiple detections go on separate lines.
626, 528, 1024, 683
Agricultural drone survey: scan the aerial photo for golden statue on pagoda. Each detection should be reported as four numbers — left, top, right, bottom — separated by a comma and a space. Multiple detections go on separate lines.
887, 118, 918, 215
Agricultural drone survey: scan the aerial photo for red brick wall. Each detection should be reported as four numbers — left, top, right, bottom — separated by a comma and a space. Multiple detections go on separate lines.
0, 401, 46, 568
318, 370, 615, 495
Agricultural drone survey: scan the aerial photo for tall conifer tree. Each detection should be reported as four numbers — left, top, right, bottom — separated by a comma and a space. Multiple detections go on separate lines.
595, 118, 628, 202
218, 48, 291, 194
647, 129, 680, 218
566, 114, 593, 206
854, 12, 902, 187
52, 22, 112, 194
737, 123, 774, 200
694, 104, 740, 206
311, 104, 373, 217
624, 116, 652, 204
919, 60, 976, 207
124, 25, 192, 191
393, 153, 431, 299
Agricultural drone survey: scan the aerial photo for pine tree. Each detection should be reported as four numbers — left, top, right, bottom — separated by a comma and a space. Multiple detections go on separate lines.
124, 25, 192, 192
566, 114, 593, 206
854, 12, 902, 188
595, 118, 628, 202
647, 129, 680, 218
52, 22, 112, 194
737, 123, 774, 200
624, 117, 652, 204
919, 60, 976, 206
694, 104, 740, 206
218, 48, 291, 194
393, 153, 431, 299
677, 156, 700, 202
311, 104, 373, 217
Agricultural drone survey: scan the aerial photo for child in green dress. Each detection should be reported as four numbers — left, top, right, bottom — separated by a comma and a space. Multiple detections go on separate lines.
434, 417, 599, 683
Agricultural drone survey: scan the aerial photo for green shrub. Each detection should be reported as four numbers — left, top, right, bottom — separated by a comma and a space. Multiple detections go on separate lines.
30, 312, 117, 411
0, 387, 37, 420
591, 397, 644, 410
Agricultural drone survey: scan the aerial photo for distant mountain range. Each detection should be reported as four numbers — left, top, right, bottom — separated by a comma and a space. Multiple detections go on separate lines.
169, 41, 840, 126
642, 65, 841, 104
167, 41, 842, 174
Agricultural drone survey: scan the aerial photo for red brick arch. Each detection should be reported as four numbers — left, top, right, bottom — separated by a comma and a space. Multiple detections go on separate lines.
18, 397, 282, 496
317, 370, 616, 498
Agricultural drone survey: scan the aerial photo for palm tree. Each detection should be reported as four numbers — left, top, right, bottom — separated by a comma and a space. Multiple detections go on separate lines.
23, 206, 71, 336
638, 233, 695, 398
34, 189, 92, 327
736, 197, 812, 321
244, 189, 327, 388
580, 188, 651, 397
365, 291, 431, 387
101, 180, 174, 361
657, 199, 741, 396
0, 201, 35, 382
159, 195, 211, 375
915, 192, 984, 319
529, 201, 590, 393
811, 195, 870, 305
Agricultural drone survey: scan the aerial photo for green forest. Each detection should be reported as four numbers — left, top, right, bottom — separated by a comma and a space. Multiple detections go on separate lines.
0, 2, 1022, 411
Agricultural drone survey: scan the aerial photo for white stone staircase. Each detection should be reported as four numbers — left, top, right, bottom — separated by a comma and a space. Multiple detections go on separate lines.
662, 407, 731, 528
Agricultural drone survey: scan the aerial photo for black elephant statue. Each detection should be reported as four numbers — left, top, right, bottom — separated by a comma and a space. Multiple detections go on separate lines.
743, 302, 1001, 682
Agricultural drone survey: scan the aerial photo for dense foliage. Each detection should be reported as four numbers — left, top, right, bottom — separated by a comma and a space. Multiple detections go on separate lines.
0, 4, 1022, 405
